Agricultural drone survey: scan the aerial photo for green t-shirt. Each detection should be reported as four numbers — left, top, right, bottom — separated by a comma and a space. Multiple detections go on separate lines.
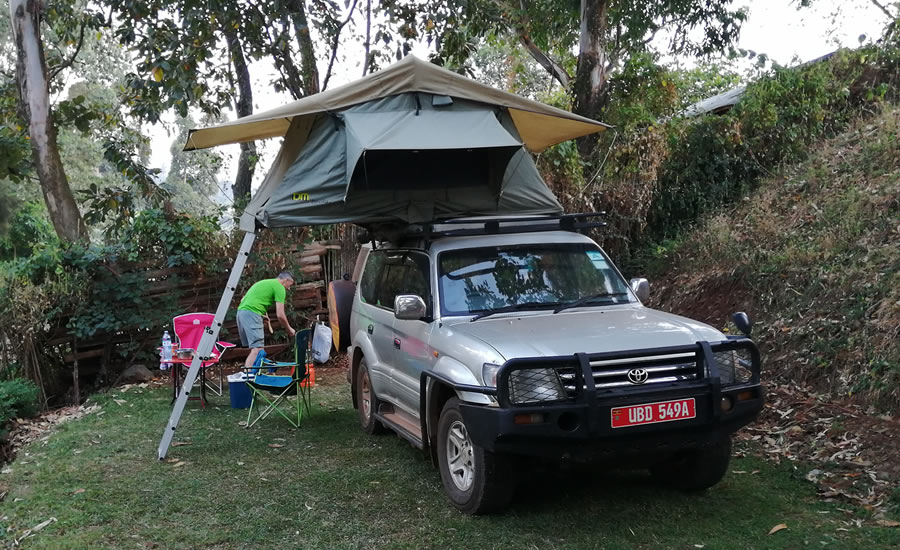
238, 279, 286, 315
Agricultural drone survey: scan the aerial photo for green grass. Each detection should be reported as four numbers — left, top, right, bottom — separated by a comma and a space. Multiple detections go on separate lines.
2, 380, 898, 549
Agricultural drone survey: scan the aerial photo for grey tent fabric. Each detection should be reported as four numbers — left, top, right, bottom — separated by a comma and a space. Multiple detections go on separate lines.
247, 93, 563, 229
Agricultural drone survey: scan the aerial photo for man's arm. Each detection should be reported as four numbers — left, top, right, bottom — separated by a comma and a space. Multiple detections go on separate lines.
275, 302, 295, 336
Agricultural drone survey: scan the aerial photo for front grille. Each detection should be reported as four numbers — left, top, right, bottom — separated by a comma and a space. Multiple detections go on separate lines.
556, 352, 699, 395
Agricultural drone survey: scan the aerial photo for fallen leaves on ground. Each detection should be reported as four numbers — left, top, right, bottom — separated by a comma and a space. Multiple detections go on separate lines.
768, 523, 788, 535
736, 382, 900, 515
3, 404, 101, 465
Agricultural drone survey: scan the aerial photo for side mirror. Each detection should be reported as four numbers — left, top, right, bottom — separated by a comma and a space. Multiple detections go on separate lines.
732, 311, 753, 336
629, 278, 650, 302
394, 294, 427, 320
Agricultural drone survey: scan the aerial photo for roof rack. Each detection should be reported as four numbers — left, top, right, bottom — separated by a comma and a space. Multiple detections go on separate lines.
359, 213, 606, 247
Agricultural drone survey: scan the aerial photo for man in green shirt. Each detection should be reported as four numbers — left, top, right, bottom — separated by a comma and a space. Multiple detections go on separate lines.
236, 272, 296, 368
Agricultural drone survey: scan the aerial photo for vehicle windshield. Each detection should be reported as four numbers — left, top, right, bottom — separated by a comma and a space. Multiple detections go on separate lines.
438, 243, 632, 317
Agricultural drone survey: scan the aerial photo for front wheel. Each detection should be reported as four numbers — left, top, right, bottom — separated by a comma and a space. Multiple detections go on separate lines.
436, 397, 516, 514
651, 437, 732, 491
356, 358, 386, 435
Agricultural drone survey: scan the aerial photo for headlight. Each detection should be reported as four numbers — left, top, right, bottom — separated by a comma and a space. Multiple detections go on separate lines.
509, 368, 565, 404
482, 363, 501, 387
713, 350, 752, 385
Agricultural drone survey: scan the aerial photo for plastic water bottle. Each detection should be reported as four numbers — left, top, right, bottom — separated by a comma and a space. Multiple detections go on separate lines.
161, 331, 172, 370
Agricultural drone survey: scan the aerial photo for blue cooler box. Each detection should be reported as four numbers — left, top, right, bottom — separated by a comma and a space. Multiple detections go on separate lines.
228, 376, 252, 409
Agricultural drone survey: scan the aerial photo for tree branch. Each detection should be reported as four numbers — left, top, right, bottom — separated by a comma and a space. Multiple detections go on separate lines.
323, 0, 359, 90
48, 21, 86, 81
284, 0, 320, 95
505, 0, 571, 87
870, 0, 895, 20
362, 0, 372, 76
276, 14, 305, 99
518, 34, 570, 88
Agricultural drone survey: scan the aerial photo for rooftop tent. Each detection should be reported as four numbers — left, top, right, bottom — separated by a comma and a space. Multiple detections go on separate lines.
182, 55, 611, 231
248, 93, 564, 228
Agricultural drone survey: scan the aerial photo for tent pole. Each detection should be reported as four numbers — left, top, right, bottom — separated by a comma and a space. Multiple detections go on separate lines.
157, 230, 257, 459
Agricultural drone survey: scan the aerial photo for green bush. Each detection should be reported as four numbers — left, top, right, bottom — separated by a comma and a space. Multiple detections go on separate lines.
639, 44, 899, 243
0, 206, 229, 396
0, 378, 40, 425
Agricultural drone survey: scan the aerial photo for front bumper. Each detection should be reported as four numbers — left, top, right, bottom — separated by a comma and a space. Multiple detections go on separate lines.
459, 383, 763, 460
422, 337, 764, 461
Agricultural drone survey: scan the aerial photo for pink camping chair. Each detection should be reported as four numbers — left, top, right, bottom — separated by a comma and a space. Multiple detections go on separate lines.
172, 313, 236, 401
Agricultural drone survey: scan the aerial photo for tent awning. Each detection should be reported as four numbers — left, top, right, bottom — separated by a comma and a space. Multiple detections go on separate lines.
185, 55, 610, 154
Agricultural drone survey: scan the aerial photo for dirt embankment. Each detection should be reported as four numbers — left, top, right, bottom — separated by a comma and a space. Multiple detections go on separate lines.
644, 106, 900, 514
648, 106, 900, 412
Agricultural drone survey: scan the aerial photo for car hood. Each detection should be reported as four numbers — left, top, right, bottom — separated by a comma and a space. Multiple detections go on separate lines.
446, 306, 725, 361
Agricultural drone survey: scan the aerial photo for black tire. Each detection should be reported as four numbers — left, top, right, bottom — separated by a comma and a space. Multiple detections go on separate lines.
356, 358, 386, 435
651, 437, 732, 491
436, 397, 516, 514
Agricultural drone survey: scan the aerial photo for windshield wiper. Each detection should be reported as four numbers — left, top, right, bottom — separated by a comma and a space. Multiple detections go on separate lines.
470, 301, 559, 322
553, 292, 628, 314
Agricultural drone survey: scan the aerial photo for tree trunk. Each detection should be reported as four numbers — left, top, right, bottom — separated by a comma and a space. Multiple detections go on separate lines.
285, 0, 320, 96
10, 0, 87, 243
223, 24, 256, 207
572, 0, 611, 157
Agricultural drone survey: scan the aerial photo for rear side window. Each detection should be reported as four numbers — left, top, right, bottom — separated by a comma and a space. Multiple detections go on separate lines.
358, 250, 431, 314
359, 251, 385, 305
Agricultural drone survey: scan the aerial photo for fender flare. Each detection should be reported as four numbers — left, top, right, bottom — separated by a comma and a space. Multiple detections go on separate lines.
422, 356, 493, 455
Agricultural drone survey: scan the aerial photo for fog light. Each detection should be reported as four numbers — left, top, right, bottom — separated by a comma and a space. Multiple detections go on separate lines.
514, 413, 546, 425
720, 396, 734, 412
737, 390, 756, 401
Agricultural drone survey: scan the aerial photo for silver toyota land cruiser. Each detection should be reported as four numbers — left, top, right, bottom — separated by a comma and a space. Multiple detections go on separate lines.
346, 215, 763, 514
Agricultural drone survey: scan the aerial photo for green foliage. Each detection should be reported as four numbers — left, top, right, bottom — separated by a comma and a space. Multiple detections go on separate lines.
638, 45, 898, 245
77, 185, 138, 239
124, 208, 225, 268
0, 202, 58, 262
0, 379, 40, 425
649, 115, 759, 232
0, 206, 227, 394
64, 209, 227, 342
0, 126, 31, 183
54, 95, 102, 134
603, 52, 680, 132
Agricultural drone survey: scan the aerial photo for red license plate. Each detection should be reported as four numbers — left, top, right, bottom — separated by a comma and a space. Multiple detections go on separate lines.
610, 398, 696, 428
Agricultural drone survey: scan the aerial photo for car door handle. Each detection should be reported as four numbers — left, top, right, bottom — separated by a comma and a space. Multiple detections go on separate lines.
367, 324, 374, 335
393, 338, 401, 349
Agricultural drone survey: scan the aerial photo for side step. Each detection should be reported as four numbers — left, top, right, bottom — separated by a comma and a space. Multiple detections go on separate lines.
376, 404, 423, 449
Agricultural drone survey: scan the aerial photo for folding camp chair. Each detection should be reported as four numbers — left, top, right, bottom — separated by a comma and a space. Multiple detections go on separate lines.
172, 313, 236, 398
244, 328, 312, 428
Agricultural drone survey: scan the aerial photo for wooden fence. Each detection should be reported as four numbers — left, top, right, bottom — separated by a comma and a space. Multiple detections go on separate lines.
46, 239, 347, 380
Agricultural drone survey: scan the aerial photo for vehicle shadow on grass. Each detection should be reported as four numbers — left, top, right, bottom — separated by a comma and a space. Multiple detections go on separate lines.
508, 462, 661, 512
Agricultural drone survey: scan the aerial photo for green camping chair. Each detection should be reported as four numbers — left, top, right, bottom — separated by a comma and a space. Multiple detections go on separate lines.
244, 328, 312, 428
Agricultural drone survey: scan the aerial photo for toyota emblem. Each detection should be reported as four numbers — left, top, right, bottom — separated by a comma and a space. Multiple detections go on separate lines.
627, 368, 649, 385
